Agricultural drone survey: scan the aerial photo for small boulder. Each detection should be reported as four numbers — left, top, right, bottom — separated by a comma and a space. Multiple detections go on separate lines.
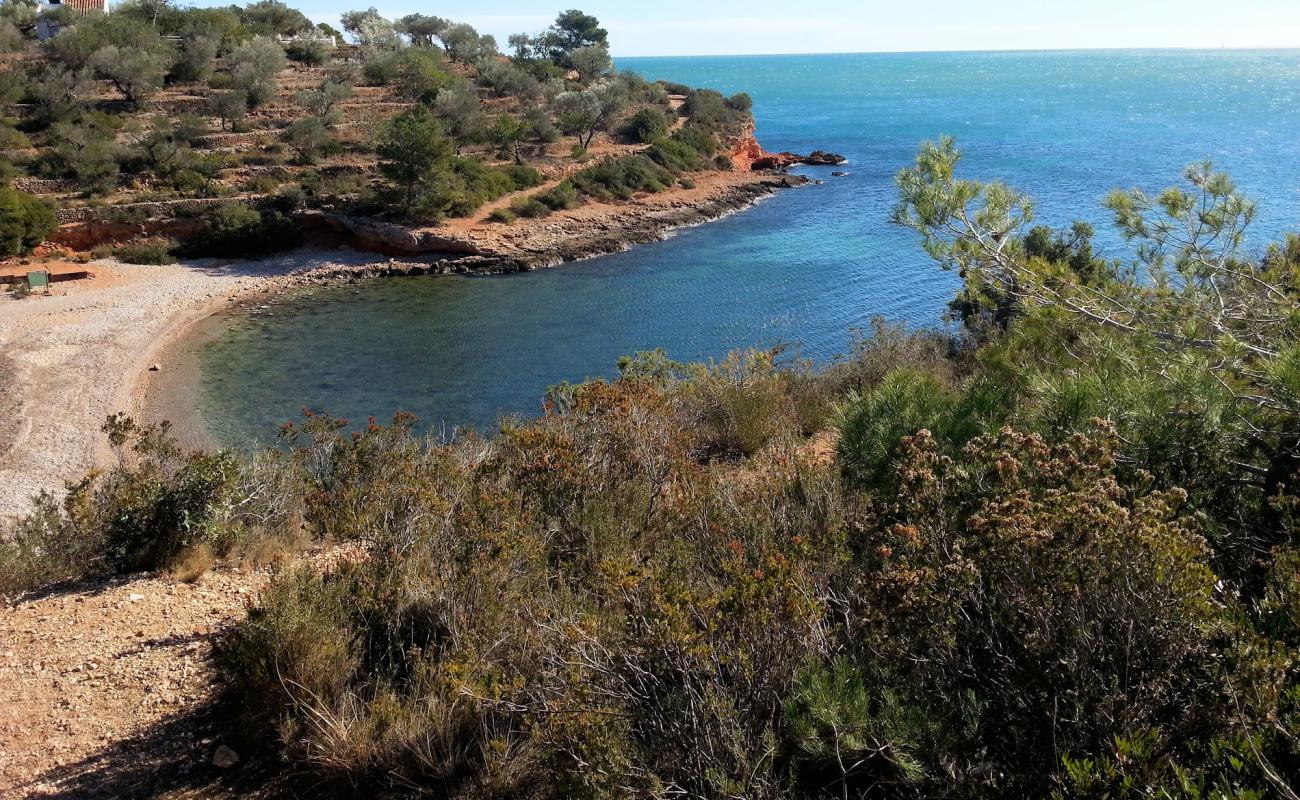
212, 745, 240, 769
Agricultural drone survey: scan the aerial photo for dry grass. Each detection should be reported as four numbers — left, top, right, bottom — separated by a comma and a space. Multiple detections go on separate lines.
167, 542, 214, 583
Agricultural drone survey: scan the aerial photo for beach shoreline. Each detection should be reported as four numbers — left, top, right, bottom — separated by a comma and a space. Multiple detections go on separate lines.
0, 172, 800, 519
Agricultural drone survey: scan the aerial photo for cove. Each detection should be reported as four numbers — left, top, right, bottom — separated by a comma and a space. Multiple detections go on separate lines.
195, 50, 1300, 446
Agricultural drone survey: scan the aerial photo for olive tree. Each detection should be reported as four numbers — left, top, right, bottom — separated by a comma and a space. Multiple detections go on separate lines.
229, 35, 286, 108
437, 22, 495, 64
171, 30, 221, 82
238, 0, 312, 37
431, 83, 484, 151
89, 45, 170, 105
208, 89, 248, 131
26, 63, 91, 127
569, 44, 611, 84
395, 13, 448, 48
282, 114, 335, 164
294, 76, 353, 117
551, 79, 626, 149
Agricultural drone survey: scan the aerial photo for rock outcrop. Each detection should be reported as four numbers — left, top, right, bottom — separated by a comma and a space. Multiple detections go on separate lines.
728, 121, 766, 171
296, 212, 489, 258
751, 150, 847, 171
725, 120, 845, 173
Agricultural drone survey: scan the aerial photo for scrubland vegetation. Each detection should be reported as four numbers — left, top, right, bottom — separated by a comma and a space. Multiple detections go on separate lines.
0, 1, 750, 260
5, 135, 1300, 797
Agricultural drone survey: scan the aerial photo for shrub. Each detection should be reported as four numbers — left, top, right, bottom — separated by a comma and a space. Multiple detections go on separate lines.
621, 106, 672, 143
502, 164, 543, 190
487, 207, 516, 224
183, 202, 302, 258
511, 196, 549, 218
569, 154, 673, 200
0, 186, 56, 256
535, 181, 578, 211
284, 37, 328, 65
110, 239, 177, 265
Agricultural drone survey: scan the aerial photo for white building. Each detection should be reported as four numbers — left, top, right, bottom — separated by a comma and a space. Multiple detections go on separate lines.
36, 0, 109, 41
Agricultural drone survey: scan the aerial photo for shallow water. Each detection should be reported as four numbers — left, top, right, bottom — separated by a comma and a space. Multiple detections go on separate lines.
196, 50, 1300, 445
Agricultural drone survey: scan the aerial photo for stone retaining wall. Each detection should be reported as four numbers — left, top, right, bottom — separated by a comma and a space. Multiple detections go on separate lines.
12, 177, 77, 194
53, 196, 262, 224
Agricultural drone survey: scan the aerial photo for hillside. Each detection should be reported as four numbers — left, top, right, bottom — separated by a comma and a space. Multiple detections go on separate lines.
0, 3, 804, 272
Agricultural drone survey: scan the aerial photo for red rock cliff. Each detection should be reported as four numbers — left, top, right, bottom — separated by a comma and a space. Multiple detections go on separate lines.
728, 120, 766, 171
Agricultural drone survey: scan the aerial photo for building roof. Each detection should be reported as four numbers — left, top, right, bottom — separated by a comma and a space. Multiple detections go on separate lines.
46, 0, 108, 13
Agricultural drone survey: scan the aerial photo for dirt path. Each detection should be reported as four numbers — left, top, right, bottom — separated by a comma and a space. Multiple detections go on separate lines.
0, 566, 265, 799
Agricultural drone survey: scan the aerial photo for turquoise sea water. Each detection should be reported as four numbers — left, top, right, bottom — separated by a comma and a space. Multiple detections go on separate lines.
196, 50, 1300, 444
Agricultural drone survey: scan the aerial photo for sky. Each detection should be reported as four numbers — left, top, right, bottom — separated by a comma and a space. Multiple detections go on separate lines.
262, 0, 1300, 57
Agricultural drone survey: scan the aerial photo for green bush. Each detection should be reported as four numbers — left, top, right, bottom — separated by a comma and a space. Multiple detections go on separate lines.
836, 367, 1002, 490
569, 155, 673, 200
284, 38, 328, 65
621, 106, 672, 143
107, 239, 177, 265
511, 196, 549, 218
1, 414, 301, 596
182, 202, 302, 259
487, 207, 516, 224
645, 127, 717, 172
0, 186, 56, 256
536, 180, 578, 210
502, 163, 543, 190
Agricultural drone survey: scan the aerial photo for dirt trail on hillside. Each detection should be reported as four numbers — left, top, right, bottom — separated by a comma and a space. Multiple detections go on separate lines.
0, 567, 264, 799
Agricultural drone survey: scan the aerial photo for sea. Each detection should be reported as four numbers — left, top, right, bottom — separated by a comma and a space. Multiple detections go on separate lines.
193, 49, 1300, 445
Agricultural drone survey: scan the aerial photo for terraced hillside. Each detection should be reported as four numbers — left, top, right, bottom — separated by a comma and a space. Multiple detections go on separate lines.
0, 3, 778, 268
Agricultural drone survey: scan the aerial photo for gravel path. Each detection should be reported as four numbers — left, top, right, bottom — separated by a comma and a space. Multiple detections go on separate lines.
0, 566, 263, 799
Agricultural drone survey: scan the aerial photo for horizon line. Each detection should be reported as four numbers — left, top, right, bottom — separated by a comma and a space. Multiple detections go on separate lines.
613, 44, 1300, 59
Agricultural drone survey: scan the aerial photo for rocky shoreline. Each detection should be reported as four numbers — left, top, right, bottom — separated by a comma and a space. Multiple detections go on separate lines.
286, 172, 806, 280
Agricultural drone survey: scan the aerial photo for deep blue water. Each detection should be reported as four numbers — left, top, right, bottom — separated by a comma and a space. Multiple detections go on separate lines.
196, 50, 1300, 444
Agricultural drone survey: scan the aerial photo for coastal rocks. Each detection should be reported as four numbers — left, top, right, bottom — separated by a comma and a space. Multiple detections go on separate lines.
296, 212, 488, 258
803, 150, 848, 166
751, 150, 848, 171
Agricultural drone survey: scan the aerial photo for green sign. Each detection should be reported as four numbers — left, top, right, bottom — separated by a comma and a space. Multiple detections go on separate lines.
26, 270, 48, 290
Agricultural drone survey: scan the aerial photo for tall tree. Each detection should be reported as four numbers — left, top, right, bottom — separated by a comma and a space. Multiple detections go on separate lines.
373, 105, 453, 208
